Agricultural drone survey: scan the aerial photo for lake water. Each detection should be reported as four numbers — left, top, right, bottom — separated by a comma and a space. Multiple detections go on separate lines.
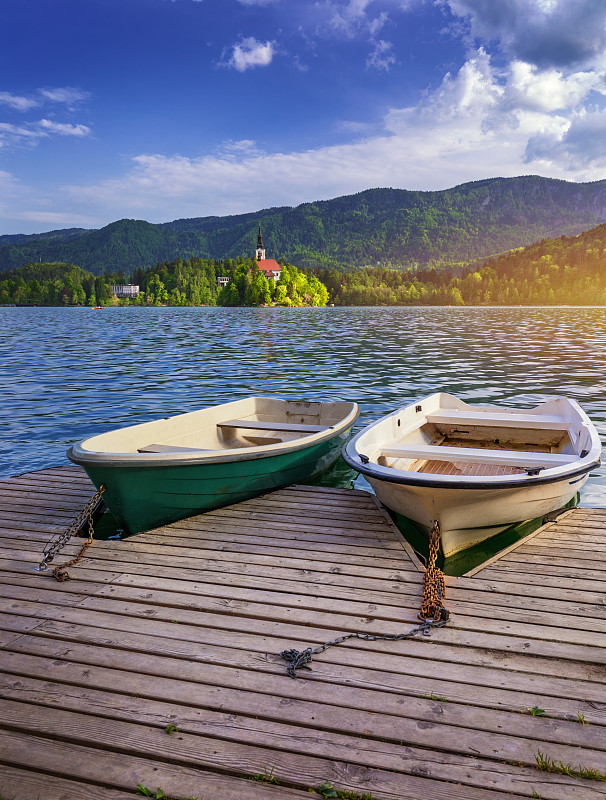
2, 306, 606, 508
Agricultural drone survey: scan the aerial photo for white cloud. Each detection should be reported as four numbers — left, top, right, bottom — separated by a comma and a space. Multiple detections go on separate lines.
0, 122, 42, 145
38, 87, 91, 106
326, 0, 373, 37
366, 39, 396, 71
525, 107, 606, 170
217, 139, 266, 159
0, 118, 91, 148
506, 62, 604, 113
38, 119, 91, 137
0, 92, 38, 111
225, 37, 276, 71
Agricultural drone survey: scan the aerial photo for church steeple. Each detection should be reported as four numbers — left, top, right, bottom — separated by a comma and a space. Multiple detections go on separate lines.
255, 223, 266, 261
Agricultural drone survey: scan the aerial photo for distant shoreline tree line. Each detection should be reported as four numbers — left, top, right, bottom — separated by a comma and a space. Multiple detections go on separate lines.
1, 224, 606, 307
0, 257, 329, 308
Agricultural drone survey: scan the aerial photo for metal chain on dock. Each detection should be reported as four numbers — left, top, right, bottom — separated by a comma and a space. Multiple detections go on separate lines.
37, 484, 105, 581
279, 519, 449, 679
418, 520, 447, 623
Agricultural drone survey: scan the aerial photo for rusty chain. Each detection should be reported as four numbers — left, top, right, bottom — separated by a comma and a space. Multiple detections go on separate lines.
37, 484, 105, 581
280, 519, 449, 678
418, 519, 447, 622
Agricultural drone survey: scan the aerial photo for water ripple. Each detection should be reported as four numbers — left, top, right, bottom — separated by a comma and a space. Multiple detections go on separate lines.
1, 306, 605, 505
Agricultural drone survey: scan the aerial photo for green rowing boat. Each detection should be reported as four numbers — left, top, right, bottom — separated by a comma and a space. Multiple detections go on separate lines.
67, 397, 359, 535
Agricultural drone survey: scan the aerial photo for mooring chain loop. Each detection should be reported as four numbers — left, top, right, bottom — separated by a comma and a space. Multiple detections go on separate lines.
37, 484, 106, 581
279, 520, 449, 678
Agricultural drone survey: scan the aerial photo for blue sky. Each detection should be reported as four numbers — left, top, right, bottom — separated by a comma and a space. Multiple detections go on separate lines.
1, 0, 606, 234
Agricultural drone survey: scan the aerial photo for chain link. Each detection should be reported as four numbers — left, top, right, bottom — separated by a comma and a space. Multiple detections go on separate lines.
37, 484, 105, 581
418, 520, 447, 622
280, 519, 449, 678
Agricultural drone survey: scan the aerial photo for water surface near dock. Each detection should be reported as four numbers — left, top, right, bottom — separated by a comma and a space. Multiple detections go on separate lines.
2, 305, 605, 505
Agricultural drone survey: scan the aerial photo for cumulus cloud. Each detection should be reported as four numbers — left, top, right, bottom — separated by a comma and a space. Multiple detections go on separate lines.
446, 0, 606, 69
525, 108, 606, 170
225, 37, 276, 71
505, 62, 604, 113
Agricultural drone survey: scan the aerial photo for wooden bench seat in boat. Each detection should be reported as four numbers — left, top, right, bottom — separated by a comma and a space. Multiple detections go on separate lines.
425, 410, 569, 430
138, 444, 211, 453
217, 419, 329, 433
379, 443, 578, 469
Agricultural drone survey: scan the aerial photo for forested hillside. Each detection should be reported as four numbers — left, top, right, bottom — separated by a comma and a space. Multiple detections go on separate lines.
3, 221, 606, 307
2, 176, 606, 275
316, 222, 606, 305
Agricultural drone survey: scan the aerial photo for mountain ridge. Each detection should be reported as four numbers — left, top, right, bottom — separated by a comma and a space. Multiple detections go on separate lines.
2, 175, 606, 275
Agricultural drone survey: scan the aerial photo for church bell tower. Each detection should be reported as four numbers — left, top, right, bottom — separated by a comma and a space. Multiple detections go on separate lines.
255, 223, 266, 261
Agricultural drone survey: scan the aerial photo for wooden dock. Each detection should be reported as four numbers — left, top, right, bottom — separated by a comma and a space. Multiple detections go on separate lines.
0, 465, 605, 800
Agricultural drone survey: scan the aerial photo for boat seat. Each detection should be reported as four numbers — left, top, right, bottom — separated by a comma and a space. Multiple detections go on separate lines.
218, 419, 329, 433
425, 410, 570, 431
379, 443, 578, 469
138, 444, 211, 453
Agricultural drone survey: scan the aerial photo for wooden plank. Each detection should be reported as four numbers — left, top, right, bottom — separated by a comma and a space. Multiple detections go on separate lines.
4, 636, 606, 756
380, 443, 577, 467
426, 409, 571, 430
0, 729, 315, 800
3, 566, 603, 653
4, 639, 606, 744
5, 605, 606, 707
0, 568, 604, 669
463, 511, 576, 577
0, 766, 137, 800
0, 672, 597, 800
4, 547, 606, 646
0, 575, 602, 673
218, 419, 328, 432
1, 698, 596, 800
3, 465, 606, 800
370, 494, 426, 572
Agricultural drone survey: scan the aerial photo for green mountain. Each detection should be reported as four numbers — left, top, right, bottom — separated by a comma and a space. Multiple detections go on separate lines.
2, 176, 606, 275
317, 219, 606, 306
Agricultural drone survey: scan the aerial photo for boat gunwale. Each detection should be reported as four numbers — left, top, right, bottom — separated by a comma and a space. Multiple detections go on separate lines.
342, 394, 601, 491
68, 400, 360, 469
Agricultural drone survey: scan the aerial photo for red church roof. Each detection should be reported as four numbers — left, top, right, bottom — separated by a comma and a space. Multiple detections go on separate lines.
257, 259, 281, 271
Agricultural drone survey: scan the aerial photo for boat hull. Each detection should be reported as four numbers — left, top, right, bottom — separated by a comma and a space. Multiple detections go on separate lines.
368, 472, 588, 556
343, 391, 600, 557
80, 432, 346, 535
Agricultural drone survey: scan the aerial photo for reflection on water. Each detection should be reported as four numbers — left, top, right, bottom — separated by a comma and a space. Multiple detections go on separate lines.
1, 306, 605, 508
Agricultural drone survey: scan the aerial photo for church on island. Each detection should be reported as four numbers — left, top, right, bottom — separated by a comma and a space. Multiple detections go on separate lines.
254, 224, 281, 282
216, 224, 282, 288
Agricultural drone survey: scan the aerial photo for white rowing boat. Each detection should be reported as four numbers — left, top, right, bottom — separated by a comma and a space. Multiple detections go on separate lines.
343, 393, 601, 556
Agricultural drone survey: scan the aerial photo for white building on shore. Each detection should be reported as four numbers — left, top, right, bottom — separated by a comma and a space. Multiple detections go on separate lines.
111, 284, 140, 298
